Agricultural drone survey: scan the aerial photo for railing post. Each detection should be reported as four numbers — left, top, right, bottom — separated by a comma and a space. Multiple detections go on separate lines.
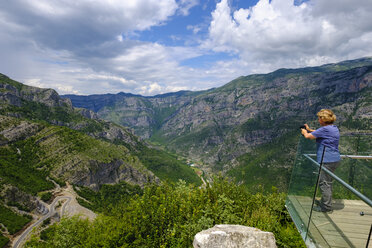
305, 146, 326, 242
366, 224, 372, 248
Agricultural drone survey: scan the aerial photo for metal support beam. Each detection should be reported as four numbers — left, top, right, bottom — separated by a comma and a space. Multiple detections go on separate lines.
303, 154, 372, 208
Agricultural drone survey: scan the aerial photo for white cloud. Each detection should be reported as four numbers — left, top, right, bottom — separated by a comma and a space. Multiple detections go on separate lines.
206, 0, 372, 72
177, 0, 199, 16
1, 0, 372, 97
0, 0, 202, 95
187, 24, 202, 34
143, 83, 162, 94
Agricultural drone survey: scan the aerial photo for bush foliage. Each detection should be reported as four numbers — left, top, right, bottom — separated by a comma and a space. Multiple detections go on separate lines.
26, 177, 305, 248
0, 204, 32, 235
0, 233, 9, 248
73, 181, 143, 213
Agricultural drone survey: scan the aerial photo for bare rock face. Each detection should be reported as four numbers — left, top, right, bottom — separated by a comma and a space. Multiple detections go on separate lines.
64, 159, 160, 190
193, 225, 277, 248
0, 185, 39, 211
0, 75, 72, 109
0, 119, 41, 143
77, 108, 98, 120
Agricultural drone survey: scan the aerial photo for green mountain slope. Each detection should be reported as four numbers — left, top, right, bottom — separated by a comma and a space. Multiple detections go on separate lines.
0, 74, 201, 245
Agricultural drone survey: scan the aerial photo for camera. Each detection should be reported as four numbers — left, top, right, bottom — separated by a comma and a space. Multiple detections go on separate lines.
300, 125, 306, 129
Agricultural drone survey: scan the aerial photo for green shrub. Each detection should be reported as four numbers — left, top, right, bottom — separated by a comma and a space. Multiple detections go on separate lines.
42, 218, 51, 227
40, 192, 53, 202
0, 233, 9, 248
0, 204, 32, 234
7, 201, 31, 212
73, 181, 143, 213
50, 177, 66, 187
26, 178, 305, 248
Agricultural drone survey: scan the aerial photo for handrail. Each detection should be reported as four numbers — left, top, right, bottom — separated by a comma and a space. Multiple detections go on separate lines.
303, 154, 372, 208
341, 155, 372, 159
306, 154, 372, 159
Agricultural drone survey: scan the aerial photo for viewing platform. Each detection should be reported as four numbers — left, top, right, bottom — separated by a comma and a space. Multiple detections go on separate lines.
286, 134, 372, 248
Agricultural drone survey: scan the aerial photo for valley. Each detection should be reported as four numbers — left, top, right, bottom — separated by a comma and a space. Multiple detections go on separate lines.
63, 57, 372, 190
0, 57, 371, 247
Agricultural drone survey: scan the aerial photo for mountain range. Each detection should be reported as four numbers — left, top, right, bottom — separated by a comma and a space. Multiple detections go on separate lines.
0, 57, 371, 247
63, 57, 372, 189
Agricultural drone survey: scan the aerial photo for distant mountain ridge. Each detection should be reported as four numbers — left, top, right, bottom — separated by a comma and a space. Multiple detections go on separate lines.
63, 90, 197, 112
63, 90, 207, 138
63, 57, 372, 189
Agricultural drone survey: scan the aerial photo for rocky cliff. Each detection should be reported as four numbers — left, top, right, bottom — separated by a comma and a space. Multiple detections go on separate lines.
158, 59, 372, 163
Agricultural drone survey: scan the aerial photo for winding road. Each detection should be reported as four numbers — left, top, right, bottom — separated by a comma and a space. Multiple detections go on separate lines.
13, 196, 71, 248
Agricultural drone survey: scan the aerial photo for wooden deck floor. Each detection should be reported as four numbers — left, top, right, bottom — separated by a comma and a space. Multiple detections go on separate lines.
287, 195, 372, 248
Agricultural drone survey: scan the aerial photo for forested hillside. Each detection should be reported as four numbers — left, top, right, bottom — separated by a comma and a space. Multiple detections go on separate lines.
0, 74, 200, 246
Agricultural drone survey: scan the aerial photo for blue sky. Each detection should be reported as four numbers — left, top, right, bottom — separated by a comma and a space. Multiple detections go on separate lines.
0, 0, 372, 95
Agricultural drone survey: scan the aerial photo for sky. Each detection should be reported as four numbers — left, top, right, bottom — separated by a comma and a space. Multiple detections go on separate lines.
1, 0, 372, 96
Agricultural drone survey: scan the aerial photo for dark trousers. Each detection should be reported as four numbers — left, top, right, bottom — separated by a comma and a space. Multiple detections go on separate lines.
319, 161, 341, 210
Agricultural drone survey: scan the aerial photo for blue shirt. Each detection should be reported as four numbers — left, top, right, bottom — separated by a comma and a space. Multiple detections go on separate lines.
311, 125, 341, 163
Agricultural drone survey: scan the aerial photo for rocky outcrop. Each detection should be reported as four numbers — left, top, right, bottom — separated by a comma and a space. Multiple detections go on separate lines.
0, 74, 72, 109
0, 118, 41, 143
193, 225, 277, 248
77, 108, 98, 120
61, 159, 159, 190
20, 86, 72, 109
96, 122, 138, 146
0, 85, 22, 107
0, 185, 39, 212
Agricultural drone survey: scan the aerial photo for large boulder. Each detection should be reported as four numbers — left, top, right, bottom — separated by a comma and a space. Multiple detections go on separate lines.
193, 224, 277, 248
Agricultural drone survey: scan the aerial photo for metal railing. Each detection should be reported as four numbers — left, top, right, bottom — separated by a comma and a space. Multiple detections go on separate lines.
285, 136, 372, 248
303, 154, 372, 208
